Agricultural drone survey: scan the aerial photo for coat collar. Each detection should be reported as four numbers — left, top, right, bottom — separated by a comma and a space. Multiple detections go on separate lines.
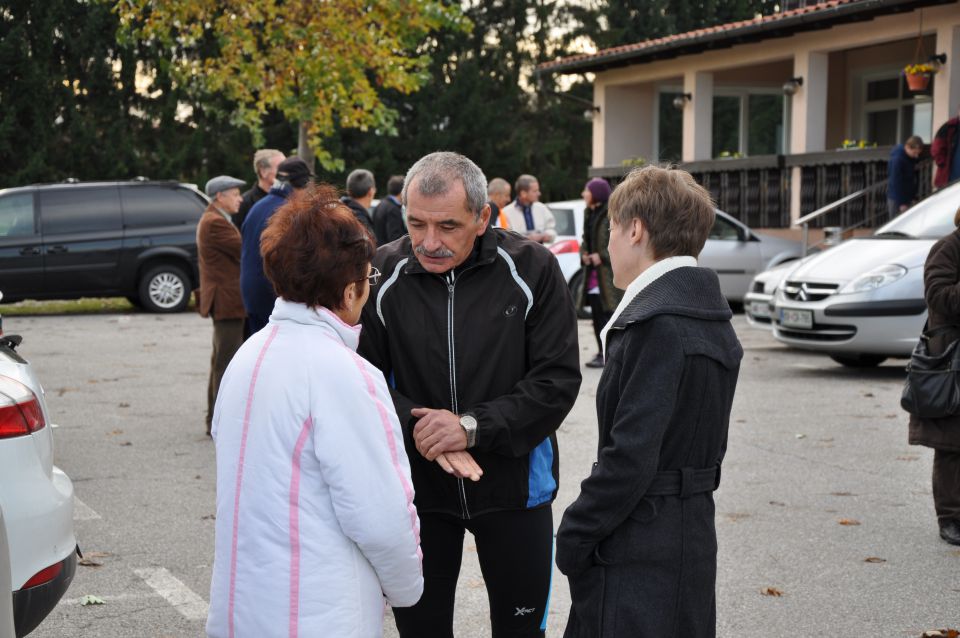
602, 259, 732, 354
269, 298, 361, 351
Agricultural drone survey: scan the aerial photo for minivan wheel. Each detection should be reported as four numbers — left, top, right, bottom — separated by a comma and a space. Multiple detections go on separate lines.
829, 354, 887, 368
138, 264, 190, 313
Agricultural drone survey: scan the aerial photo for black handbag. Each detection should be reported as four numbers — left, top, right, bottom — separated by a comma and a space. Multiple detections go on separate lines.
901, 324, 960, 419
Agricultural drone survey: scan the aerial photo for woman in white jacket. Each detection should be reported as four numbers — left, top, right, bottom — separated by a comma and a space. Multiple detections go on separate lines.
207, 186, 423, 638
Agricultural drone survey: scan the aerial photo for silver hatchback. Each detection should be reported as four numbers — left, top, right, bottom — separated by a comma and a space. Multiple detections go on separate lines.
771, 181, 960, 366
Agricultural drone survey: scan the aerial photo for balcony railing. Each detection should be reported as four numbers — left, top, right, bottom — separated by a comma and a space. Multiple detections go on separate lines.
587, 146, 933, 229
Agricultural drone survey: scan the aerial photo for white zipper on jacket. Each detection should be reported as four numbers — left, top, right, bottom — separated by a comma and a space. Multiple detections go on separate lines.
445, 271, 470, 520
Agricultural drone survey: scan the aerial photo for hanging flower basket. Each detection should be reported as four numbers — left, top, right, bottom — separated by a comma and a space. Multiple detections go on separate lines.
904, 63, 937, 92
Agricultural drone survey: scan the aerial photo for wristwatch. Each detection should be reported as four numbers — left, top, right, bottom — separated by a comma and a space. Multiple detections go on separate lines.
459, 413, 478, 449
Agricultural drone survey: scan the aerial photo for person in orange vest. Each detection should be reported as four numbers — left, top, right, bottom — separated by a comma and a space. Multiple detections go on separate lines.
486, 177, 512, 229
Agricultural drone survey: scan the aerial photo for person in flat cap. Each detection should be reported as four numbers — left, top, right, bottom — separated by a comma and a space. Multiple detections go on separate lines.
240, 156, 314, 335
198, 175, 247, 435
579, 177, 622, 368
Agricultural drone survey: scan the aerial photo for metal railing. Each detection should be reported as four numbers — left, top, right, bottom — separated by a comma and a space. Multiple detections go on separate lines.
793, 180, 888, 256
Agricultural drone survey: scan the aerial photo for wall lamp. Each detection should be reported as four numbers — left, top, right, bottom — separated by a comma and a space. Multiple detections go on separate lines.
929, 53, 948, 66
782, 76, 803, 96
672, 93, 692, 110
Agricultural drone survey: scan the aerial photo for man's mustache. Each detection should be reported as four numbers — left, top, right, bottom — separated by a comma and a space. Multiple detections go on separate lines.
415, 245, 455, 258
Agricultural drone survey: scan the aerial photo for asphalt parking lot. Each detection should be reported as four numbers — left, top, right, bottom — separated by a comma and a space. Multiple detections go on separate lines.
6, 309, 958, 637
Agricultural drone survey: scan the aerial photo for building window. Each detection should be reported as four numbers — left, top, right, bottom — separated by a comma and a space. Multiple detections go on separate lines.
860, 73, 932, 146
657, 91, 683, 163
711, 91, 784, 158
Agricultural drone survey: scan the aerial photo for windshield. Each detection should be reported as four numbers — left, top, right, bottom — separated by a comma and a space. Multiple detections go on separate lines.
875, 181, 960, 239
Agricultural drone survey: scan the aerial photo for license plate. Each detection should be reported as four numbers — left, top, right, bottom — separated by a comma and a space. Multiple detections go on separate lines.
749, 301, 771, 318
779, 308, 813, 329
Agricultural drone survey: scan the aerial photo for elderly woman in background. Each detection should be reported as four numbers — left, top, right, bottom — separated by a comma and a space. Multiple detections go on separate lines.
909, 205, 960, 547
557, 166, 743, 637
579, 177, 623, 368
206, 186, 423, 637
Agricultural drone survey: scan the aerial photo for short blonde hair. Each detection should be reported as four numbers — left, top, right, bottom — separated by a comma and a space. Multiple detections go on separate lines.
608, 166, 715, 260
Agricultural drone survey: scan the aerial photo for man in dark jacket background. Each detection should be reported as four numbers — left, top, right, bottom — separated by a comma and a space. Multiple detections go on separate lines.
557, 166, 743, 638
358, 151, 581, 638
340, 168, 376, 238
373, 174, 406, 245
887, 136, 923, 218
235, 149, 285, 230
240, 156, 312, 335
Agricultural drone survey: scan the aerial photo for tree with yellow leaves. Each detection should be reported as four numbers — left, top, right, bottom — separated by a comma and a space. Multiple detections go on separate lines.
115, 0, 466, 170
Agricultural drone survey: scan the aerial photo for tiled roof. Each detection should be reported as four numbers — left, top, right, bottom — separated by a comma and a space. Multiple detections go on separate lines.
538, 0, 887, 73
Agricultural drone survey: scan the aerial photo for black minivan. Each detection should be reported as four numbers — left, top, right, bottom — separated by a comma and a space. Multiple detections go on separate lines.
0, 180, 208, 312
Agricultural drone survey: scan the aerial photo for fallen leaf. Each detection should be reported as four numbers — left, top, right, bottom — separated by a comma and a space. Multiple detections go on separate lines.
201, 514, 216, 521
769, 501, 786, 507
831, 492, 854, 497
818, 438, 835, 443
760, 587, 783, 597
80, 595, 105, 606
107, 429, 123, 436
725, 512, 751, 522
863, 392, 875, 398
78, 559, 103, 568
118, 402, 130, 408
120, 441, 132, 447
735, 419, 746, 423
950, 550, 960, 558
87, 379, 98, 384
896, 455, 920, 461
795, 433, 807, 439
84, 551, 111, 559
195, 475, 202, 480
466, 578, 485, 589
838, 518, 861, 526
884, 414, 897, 419
863, 557, 886, 563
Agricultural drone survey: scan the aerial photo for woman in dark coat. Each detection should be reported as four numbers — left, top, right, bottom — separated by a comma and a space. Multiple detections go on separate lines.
909, 204, 960, 546
579, 178, 623, 368
556, 166, 743, 638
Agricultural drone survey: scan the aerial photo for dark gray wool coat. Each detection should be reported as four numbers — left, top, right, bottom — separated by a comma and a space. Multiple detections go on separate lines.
909, 228, 960, 452
556, 266, 743, 638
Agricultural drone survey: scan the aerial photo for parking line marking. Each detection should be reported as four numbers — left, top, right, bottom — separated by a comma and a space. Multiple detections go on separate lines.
73, 497, 101, 520
59, 592, 154, 606
133, 567, 208, 621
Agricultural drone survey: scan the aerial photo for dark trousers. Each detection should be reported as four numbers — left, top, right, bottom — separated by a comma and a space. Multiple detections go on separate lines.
206, 318, 244, 432
588, 293, 612, 355
246, 312, 270, 338
933, 449, 960, 523
393, 507, 554, 638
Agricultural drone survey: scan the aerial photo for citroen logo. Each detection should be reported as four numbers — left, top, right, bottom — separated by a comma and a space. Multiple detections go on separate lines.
797, 284, 809, 302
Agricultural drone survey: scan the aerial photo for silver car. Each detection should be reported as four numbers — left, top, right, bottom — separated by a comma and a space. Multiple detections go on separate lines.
549, 201, 803, 304
771, 180, 960, 366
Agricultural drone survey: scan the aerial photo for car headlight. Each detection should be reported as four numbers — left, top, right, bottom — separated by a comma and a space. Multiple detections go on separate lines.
841, 264, 907, 293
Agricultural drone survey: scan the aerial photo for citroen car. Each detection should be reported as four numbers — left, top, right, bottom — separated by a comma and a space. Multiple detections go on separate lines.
771, 180, 960, 366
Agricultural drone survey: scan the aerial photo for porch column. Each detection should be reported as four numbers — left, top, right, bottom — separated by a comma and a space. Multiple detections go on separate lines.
682, 71, 713, 162
932, 24, 960, 144
789, 50, 829, 224
592, 82, 606, 170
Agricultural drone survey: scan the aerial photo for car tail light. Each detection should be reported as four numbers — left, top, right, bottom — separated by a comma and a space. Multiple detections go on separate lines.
549, 239, 579, 255
20, 562, 62, 589
0, 375, 45, 438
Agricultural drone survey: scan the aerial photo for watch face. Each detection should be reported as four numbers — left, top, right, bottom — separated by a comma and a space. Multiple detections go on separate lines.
461, 415, 478, 430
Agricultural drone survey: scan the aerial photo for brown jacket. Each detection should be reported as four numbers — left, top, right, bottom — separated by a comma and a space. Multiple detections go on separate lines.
909, 227, 960, 452
196, 204, 245, 320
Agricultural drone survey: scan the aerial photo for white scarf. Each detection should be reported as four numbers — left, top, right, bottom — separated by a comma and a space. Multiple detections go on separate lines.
600, 255, 698, 356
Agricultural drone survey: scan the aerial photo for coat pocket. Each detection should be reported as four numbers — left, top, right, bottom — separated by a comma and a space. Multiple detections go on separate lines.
596, 495, 681, 566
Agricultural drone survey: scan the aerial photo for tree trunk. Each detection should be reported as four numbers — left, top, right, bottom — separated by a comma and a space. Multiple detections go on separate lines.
297, 121, 315, 171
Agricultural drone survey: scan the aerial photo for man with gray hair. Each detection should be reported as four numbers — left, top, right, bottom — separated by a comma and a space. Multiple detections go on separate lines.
340, 168, 376, 237
502, 174, 556, 243
486, 177, 512, 229
236, 148, 285, 230
358, 151, 581, 637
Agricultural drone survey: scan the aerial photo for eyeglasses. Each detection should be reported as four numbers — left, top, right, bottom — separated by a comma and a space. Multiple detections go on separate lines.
363, 267, 381, 286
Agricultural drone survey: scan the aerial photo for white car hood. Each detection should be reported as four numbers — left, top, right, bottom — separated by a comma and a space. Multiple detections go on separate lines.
784, 238, 935, 284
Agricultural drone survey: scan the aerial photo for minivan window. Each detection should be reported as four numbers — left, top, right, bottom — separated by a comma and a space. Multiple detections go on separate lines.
39, 187, 122, 234
709, 214, 741, 241
875, 180, 960, 239
0, 193, 35, 238
120, 186, 205, 228
549, 208, 575, 237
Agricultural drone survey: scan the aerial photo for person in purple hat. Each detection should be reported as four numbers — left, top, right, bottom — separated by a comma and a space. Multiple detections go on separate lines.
579, 178, 622, 368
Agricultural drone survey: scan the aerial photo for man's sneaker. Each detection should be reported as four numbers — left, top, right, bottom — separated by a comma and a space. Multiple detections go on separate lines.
585, 354, 604, 369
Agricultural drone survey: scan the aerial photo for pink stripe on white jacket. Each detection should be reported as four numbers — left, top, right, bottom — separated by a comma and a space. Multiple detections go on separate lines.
207, 298, 422, 638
